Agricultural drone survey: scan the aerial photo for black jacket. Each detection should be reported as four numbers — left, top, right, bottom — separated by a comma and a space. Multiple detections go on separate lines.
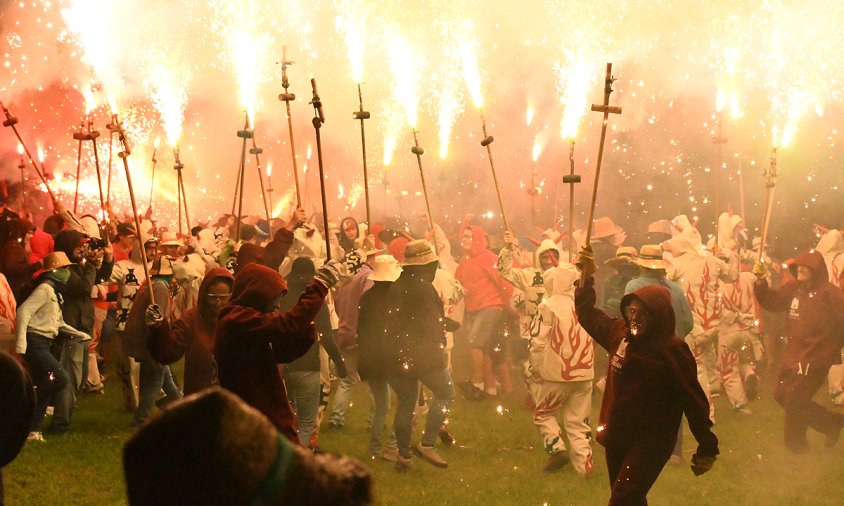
54, 230, 114, 334
388, 268, 447, 377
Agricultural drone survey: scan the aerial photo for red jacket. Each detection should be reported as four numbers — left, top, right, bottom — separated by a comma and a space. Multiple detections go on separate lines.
148, 268, 234, 395
215, 263, 327, 443
575, 278, 718, 458
755, 249, 844, 372
455, 225, 506, 312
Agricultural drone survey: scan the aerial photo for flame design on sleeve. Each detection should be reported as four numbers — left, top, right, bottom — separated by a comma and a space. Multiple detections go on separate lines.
549, 308, 594, 380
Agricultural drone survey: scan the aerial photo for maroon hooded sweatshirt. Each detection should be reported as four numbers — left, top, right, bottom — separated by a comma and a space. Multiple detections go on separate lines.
755, 249, 844, 372
214, 263, 328, 443
148, 267, 234, 396
575, 277, 718, 457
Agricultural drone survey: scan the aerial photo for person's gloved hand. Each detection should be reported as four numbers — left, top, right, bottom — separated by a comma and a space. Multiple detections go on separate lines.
145, 304, 165, 327
752, 261, 768, 283
335, 360, 348, 379
576, 245, 596, 277
690, 454, 716, 476
343, 250, 364, 275
315, 260, 342, 289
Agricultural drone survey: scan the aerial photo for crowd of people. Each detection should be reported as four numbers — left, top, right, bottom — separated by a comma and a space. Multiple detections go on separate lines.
1, 189, 844, 504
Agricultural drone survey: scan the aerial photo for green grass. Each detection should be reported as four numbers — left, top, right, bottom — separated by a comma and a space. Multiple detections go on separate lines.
5, 359, 844, 505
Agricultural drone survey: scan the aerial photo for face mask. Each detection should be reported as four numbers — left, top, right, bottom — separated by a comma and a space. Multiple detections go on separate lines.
625, 305, 648, 338
48, 268, 71, 285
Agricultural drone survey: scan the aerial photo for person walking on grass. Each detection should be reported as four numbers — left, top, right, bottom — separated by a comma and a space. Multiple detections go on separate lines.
526, 262, 594, 475
14, 252, 91, 442
575, 245, 719, 505
388, 240, 458, 471
753, 249, 844, 453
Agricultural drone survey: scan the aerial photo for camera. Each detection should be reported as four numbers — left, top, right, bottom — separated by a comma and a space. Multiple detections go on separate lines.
87, 236, 108, 250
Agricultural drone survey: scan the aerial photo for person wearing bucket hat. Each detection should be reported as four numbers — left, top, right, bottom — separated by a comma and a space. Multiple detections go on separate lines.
15, 251, 91, 441
357, 255, 402, 461
123, 387, 373, 505
602, 246, 640, 319
0, 350, 35, 504
625, 244, 695, 464
385, 239, 456, 470
754, 249, 844, 453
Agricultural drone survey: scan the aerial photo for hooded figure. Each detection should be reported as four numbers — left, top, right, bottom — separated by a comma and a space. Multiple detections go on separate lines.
498, 237, 562, 341
814, 229, 844, 404
527, 262, 594, 475
0, 219, 39, 304
148, 268, 234, 396
215, 263, 330, 443
123, 388, 373, 506
754, 249, 844, 452
668, 214, 738, 410
575, 275, 719, 504
338, 217, 359, 256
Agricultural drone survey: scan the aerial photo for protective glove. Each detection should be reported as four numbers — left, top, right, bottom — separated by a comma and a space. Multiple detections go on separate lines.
690, 454, 716, 476
575, 245, 597, 278
145, 304, 165, 327
343, 250, 364, 275
751, 261, 768, 283
315, 260, 342, 289
335, 360, 349, 379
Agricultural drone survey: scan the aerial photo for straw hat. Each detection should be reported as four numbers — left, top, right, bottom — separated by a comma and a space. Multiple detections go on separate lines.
43, 251, 73, 271
635, 244, 672, 270
159, 231, 184, 247
123, 388, 373, 506
402, 239, 439, 266
591, 217, 623, 240
604, 246, 639, 266
368, 255, 402, 282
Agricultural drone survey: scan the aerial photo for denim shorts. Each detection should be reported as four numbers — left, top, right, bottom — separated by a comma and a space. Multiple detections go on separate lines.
464, 307, 504, 350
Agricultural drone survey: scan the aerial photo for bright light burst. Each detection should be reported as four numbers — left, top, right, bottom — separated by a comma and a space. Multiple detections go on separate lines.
146, 64, 189, 147
459, 24, 483, 109
556, 55, 595, 140
387, 33, 419, 128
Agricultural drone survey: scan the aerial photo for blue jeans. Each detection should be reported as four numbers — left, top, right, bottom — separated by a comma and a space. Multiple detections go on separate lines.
328, 348, 360, 425
25, 333, 69, 431
367, 378, 397, 454
389, 368, 456, 458
285, 371, 322, 447
48, 335, 85, 432
133, 359, 182, 426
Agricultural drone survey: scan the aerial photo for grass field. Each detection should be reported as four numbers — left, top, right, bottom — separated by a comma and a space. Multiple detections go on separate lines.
5, 355, 844, 505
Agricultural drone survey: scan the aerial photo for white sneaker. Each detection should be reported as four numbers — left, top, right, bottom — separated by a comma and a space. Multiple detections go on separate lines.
27, 431, 45, 442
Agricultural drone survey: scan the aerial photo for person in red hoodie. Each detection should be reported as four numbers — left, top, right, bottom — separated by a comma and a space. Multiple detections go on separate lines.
753, 249, 844, 452
146, 268, 234, 396
575, 247, 718, 505
211, 260, 342, 444
455, 225, 507, 399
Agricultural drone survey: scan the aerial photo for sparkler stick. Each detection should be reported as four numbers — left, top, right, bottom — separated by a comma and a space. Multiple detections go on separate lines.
563, 140, 581, 262
353, 83, 372, 231
115, 118, 155, 306
72, 120, 87, 213
712, 111, 727, 246
278, 46, 302, 206
249, 135, 272, 225
0, 100, 58, 205
411, 129, 437, 254
18, 153, 26, 213
235, 113, 253, 243
148, 141, 159, 209
309, 78, 332, 260
582, 63, 622, 281
87, 120, 107, 218
479, 114, 509, 231
173, 148, 190, 235
757, 148, 778, 263
106, 114, 121, 206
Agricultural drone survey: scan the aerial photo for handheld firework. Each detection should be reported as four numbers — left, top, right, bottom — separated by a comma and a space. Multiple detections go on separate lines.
277, 46, 302, 206
310, 78, 332, 260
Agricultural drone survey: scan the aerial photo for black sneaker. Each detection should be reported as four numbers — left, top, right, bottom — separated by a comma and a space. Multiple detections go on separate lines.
543, 450, 570, 473
458, 381, 487, 402
744, 374, 758, 401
